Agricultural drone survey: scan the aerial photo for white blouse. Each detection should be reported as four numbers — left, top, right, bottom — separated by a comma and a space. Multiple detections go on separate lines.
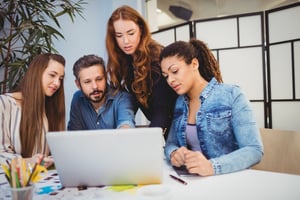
0, 94, 49, 163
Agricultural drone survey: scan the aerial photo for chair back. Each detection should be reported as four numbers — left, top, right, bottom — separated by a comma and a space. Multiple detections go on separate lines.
252, 128, 300, 175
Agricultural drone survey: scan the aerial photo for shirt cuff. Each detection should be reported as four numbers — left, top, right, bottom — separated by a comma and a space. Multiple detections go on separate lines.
210, 158, 222, 175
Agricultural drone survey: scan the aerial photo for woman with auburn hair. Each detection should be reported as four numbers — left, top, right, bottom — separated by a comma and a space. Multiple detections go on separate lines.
0, 53, 66, 168
105, 5, 177, 138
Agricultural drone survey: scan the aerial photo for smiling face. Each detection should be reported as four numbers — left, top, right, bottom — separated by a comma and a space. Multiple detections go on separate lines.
75, 65, 106, 105
113, 19, 141, 55
161, 56, 199, 96
42, 59, 65, 97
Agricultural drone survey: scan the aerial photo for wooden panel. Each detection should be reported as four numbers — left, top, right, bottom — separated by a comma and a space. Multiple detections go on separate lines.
252, 128, 300, 175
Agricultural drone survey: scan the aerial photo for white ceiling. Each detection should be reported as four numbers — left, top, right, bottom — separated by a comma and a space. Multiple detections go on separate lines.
156, 0, 300, 28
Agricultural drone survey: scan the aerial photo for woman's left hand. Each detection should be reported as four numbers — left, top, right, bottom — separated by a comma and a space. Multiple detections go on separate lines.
183, 150, 214, 176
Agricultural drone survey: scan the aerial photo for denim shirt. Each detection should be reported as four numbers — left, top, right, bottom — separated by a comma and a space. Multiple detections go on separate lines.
68, 89, 135, 130
165, 78, 263, 175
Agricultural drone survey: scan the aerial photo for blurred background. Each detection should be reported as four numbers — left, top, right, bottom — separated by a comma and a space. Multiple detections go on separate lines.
155, 0, 300, 28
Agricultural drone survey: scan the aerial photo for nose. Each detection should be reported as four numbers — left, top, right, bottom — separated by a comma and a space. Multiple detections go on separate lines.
91, 80, 98, 89
53, 78, 61, 88
122, 35, 129, 44
167, 74, 175, 86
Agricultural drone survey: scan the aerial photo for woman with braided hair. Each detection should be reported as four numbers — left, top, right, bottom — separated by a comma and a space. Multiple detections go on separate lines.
160, 39, 263, 176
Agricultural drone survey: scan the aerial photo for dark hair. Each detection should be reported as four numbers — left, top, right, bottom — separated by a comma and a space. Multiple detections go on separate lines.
160, 39, 223, 83
73, 54, 106, 81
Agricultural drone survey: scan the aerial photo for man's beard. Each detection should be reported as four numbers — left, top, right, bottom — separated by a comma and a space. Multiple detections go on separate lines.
88, 89, 105, 103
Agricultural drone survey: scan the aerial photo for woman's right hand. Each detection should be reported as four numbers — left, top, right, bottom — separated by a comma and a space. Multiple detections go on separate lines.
42, 156, 54, 168
25, 153, 53, 168
170, 146, 188, 167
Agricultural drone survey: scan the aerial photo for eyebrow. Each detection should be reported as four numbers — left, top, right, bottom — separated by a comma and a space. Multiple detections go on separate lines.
50, 70, 65, 77
115, 28, 135, 34
162, 64, 176, 74
167, 64, 176, 71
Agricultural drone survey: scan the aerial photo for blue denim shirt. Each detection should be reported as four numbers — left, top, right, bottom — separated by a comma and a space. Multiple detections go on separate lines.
68, 89, 135, 130
165, 78, 263, 175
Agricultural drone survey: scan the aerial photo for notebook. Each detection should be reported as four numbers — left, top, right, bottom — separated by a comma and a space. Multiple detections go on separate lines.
46, 127, 164, 187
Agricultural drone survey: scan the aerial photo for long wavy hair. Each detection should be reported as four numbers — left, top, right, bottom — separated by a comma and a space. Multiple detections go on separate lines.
106, 5, 162, 108
16, 53, 66, 157
160, 39, 223, 83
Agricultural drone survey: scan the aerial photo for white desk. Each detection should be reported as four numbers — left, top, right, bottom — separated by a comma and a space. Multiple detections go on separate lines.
1, 162, 300, 200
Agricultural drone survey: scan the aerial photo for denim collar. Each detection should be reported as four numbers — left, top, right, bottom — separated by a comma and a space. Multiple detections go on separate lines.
183, 77, 218, 103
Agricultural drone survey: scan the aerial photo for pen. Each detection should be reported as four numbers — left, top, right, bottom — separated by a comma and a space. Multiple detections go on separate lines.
169, 174, 187, 185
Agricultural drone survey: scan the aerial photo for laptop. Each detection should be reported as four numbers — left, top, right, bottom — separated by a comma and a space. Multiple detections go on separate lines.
46, 127, 164, 187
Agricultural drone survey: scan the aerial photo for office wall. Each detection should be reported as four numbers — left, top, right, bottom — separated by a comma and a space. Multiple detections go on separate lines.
53, 1, 300, 130
266, 4, 300, 130
152, 13, 266, 129
152, 3, 300, 131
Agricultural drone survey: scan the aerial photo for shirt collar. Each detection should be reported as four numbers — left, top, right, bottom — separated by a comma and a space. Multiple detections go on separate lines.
201, 77, 218, 100
183, 77, 218, 102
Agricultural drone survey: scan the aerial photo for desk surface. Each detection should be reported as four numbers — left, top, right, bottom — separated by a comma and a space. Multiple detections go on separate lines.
1, 162, 300, 200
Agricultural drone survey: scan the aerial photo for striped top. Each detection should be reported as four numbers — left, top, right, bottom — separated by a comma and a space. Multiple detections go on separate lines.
0, 94, 49, 163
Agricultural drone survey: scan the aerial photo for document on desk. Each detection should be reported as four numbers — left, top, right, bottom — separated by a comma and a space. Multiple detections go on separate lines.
173, 166, 197, 177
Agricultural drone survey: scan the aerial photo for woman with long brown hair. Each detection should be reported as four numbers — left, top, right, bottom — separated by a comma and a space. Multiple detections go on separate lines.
105, 5, 177, 138
0, 53, 66, 167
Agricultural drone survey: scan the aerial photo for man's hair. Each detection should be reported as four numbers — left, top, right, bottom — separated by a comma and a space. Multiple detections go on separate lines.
73, 54, 106, 80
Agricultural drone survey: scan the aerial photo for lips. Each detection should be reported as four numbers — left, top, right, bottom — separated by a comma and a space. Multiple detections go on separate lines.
172, 84, 180, 91
46, 87, 57, 96
123, 46, 132, 52
90, 91, 103, 97
50, 87, 57, 93
91, 92, 100, 97
92, 91, 100, 95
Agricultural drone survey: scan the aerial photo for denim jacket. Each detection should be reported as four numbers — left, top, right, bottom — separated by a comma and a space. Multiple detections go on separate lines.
164, 78, 263, 175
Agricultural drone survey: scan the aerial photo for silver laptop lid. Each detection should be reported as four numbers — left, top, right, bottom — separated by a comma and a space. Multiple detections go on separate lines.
46, 127, 164, 187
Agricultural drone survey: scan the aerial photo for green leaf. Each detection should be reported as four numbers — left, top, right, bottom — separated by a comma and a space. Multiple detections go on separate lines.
0, 0, 86, 93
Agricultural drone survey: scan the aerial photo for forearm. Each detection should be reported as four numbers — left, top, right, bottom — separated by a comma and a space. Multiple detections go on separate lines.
210, 147, 263, 175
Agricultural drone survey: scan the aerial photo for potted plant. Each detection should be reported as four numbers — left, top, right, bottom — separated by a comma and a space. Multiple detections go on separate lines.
0, 0, 86, 94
